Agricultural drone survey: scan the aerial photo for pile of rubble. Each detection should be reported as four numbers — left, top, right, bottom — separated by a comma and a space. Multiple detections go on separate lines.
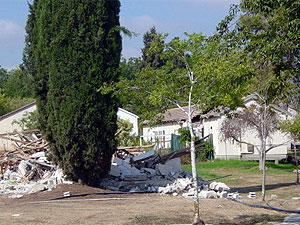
0, 130, 72, 197
0, 130, 232, 199
100, 150, 232, 199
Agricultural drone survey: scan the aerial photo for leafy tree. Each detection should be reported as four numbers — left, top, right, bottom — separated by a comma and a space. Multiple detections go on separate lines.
218, 0, 300, 104
12, 110, 39, 131
24, 0, 122, 186
0, 90, 10, 116
280, 113, 300, 142
221, 94, 292, 201
119, 57, 140, 80
280, 113, 300, 183
3, 67, 33, 98
116, 118, 135, 147
119, 32, 253, 224
0, 66, 9, 89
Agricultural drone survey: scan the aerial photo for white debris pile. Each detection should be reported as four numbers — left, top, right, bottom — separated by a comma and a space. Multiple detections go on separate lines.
0, 156, 72, 196
100, 150, 231, 199
0, 130, 73, 196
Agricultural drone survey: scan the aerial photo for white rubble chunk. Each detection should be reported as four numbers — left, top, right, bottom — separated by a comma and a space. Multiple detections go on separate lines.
30, 151, 46, 158
176, 178, 192, 190
53, 168, 64, 181
182, 192, 194, 198
62, 180, 73, 185
3, 169, 11, 180
157, 158, 181, 176
28, 183, 46, 194
215, 182, 230, 192
218, 191, 228, 198
199, 190, 217, 199
18, 160, 29, 177
8, 194, 23, 199
132, 150, 157, 162
209, 182, 218, 190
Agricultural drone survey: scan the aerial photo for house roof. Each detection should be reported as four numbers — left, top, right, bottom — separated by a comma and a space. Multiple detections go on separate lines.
117, 107, 139, 119
162, 106, 200, 122
0, 101, 36, 122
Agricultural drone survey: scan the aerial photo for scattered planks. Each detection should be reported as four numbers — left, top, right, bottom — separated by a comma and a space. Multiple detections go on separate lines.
0, 129, 52, 175
116, 145, 154, 159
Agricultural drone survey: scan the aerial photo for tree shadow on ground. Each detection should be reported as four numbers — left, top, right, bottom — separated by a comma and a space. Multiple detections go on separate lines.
231, 182, 296, 193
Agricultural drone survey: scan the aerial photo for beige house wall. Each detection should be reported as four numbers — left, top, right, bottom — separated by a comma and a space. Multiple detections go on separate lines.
143, 122, 182, 148
203, 100, 295, 160
0, 103, 36, 151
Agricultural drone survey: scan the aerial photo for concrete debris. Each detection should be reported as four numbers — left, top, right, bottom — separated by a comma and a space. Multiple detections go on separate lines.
0, 130, 232, 200
157, 158, 181, 176
132, 150, 157, 162
102, 150, 232, 199
0, 130, 72, 196
199, 190, 217, 199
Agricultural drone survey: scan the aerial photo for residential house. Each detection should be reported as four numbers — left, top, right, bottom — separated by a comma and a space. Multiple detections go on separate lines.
142, 95, 296, 160
142, 107, 200, 149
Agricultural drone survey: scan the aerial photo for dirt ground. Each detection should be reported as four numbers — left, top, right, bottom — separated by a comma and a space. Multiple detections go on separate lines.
0, 172, 300, 225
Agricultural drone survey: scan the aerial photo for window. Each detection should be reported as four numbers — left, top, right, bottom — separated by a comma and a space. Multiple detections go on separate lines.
247, 144, 254, 153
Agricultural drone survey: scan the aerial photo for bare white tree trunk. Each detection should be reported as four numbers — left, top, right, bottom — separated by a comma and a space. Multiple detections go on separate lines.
261, 102, 267, 201
259, 151, 264, 170
188, 119, 202, 225
261, 149, 266, 201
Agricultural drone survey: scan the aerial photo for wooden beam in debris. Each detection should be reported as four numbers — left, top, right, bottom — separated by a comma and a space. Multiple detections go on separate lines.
155, 135, 211, 164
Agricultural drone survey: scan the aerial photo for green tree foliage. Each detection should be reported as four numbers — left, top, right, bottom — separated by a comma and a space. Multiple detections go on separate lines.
3, 67, 33, 98
116, 118, 135, 147
280, 113, 300, 141
139, 26, 166, 70
12, 110, 39, 131
24, 0, 122, 186
119, 57, 140, 80
118, 31, 252, 224
0, 90, 10, 116
0, 66, 9, 89
218, 0, 300, 103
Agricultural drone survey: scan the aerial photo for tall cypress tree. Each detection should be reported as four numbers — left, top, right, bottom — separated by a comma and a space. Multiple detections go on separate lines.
24, 0, 122, 186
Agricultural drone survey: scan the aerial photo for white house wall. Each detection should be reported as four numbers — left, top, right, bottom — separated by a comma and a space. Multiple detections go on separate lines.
0, 104, 36, 150
117, 108, 139, 136
205, 100, 293, 160
143, 122, 182, 148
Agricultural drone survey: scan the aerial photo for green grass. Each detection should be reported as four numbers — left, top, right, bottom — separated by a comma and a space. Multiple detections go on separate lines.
182, 159, 296, 181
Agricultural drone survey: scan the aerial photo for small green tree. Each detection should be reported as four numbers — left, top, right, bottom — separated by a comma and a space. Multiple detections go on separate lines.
0, 90, 10, 116
119, 32, 253, 225
12, 110, 39, 131
116, 118, 135, 147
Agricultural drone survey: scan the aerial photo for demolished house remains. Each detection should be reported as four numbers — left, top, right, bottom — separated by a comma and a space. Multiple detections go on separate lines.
0, 130, 233, 200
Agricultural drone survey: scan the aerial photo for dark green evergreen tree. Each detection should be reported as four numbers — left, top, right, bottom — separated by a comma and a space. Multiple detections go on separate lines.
0, 66, 9, 89
24, 0, 122, 186
139, 26, 165, 70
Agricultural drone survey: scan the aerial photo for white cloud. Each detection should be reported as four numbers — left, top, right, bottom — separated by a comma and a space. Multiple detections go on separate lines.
0, 20, 25, 50
121, 15, 194, 37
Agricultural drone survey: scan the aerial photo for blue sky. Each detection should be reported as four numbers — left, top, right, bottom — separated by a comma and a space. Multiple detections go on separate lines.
0, 0, 239, 70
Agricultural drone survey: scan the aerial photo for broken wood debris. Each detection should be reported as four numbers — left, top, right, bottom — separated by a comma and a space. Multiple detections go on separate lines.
0, 130, 72, 196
